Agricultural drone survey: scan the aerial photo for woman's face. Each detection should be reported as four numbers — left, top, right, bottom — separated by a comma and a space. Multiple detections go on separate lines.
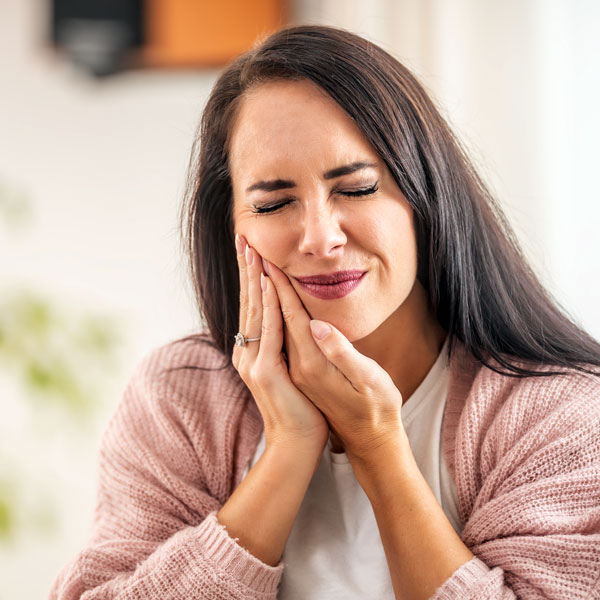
229, 78, 419, 342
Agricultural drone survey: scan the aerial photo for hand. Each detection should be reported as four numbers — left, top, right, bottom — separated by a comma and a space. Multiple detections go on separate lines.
232, 235, 329, 454
265, 260, 407, 463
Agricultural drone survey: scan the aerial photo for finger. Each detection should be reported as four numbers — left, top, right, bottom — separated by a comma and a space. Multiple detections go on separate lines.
232, 234, 248, 366
240, 244, 264, 361
235, 233, 249, 336
257, 272, 285, 363
309, 319, 380, 389
265, 261, 316, 360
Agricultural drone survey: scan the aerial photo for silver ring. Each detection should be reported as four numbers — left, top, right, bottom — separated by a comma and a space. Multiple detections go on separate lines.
234, 332, 261, 347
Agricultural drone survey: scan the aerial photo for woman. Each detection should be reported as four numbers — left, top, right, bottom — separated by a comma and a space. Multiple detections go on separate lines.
50, 25, 600, 599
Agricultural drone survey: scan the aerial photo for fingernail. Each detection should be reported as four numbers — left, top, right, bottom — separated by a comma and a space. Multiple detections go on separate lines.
245, 244, 254, 265
310, 320, 331, 340
262, 258, 271, 275
260, 273, 268, 292
235, 234, 244, 256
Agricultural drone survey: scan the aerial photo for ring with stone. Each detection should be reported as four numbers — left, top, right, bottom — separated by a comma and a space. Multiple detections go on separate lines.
234, 332, 261, 347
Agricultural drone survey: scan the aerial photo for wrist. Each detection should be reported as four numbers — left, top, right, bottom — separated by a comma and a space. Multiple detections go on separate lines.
266, 436, 326, 465
266, 423, 328, 455
347, 430, 414, 490
345, 419, 410, 462
218, 436, 325, 567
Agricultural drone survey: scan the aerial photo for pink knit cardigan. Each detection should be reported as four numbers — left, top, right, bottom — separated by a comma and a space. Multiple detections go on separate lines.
49, 335, 600, 599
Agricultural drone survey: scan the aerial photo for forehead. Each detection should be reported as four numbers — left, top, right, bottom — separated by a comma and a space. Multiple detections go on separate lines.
228, 79, 378, 186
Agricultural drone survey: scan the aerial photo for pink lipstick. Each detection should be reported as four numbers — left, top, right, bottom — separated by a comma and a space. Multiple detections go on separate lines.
293, 270, 366, 300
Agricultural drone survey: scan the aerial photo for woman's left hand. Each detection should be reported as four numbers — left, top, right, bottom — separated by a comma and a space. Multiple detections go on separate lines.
264, 259, 407, 464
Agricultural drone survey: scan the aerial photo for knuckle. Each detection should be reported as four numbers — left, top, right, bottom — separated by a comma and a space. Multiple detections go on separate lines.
289, 358, 316, 386
250, 363, 269, 387
328, 346, 345, 363
261, 319, 281, 337
262, 296, 277, 311
234, 354, 250, 380
248, 364, 259, 382
302, 359, 320, 380
361, 373, 379, 393
281, 308, 295, 325
363, 369, 377, 385
246, 303, 260, 322
361, 363, 381, 389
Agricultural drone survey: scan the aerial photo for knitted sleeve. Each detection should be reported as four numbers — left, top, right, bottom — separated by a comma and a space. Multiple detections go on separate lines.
433, 369, 600, 599
48, 342, 283, 599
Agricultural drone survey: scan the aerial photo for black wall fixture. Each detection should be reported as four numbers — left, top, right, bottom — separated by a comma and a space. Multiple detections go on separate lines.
51, 0, 144, 77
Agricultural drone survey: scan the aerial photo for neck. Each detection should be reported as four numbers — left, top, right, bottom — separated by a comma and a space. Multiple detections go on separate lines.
353, 279, 447, 405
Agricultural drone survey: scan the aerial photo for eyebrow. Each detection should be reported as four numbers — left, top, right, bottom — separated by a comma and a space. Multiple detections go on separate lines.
245, 161, 378, 193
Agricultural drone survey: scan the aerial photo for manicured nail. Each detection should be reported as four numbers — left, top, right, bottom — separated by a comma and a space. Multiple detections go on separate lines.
262, 258, 271, 275
235, 233, 244, 256
245, 244, 253, 265
310, 320, 331, 340
260, 273, 268, 292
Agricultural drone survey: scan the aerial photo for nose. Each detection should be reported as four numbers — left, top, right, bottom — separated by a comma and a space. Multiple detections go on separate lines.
297, 203, 347, 257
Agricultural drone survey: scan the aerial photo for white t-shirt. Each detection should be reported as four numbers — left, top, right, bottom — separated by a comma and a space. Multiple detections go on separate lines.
241, 337, 461, 599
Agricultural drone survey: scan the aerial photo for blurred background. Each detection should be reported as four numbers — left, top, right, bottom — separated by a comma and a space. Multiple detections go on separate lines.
0, 1, 598, 598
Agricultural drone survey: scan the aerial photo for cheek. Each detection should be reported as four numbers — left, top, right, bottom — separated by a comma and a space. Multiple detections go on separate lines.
238, 218, 295, 264
357, 207, 415, 254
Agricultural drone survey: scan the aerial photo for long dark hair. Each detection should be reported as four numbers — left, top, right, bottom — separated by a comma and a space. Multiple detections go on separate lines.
179, 24, 600, 378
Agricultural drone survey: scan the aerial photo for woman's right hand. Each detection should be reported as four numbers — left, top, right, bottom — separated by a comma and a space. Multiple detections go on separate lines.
232, 234, 329, 455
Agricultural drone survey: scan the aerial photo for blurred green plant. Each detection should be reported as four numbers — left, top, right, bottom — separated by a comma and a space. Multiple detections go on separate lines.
0, 292, 122, 544
0, 478, 16, 540
0, 291, 120, 416
0, 179, 32, 228
0, 180, 123, 545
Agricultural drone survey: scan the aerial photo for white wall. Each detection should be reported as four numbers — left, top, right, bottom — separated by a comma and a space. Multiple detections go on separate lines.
1, 1, 598, 598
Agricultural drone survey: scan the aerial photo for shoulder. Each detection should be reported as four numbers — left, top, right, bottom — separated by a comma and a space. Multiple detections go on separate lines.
129, 332, 245, 404
474, 354, 600, 433
449, 340, 600, 430
449, 341, 600, 473
445, 340, 600, 477
108, 332, 258, 445
481, 360, 600, 470
92, 333, 261, 526
447, 343, 600, 535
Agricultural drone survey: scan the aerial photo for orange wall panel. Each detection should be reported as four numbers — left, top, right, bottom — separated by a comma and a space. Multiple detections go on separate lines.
144, 0, 288, 67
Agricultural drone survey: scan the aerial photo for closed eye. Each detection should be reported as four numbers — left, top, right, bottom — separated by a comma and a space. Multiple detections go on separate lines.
251, 182, 379, 215
251, 199, 294, 214
339, 183, 379, 197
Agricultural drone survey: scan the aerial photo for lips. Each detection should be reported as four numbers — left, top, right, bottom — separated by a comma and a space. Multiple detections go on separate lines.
293, 270, 366, 300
